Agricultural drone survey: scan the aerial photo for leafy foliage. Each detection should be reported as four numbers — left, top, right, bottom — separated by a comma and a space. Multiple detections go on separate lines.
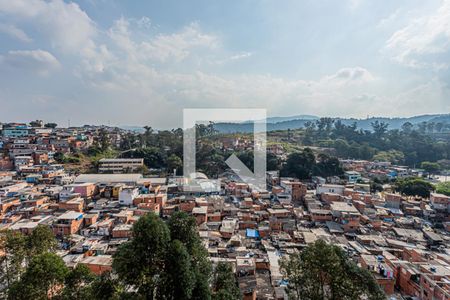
435, 182, 450, 196
44, 123, 58, 129
8, 253, 69, 300
372, 150, 405, 164
89, 271, 123, 300
280, 240, 385, 300
212, 262, 240, 300
0, 226, 57, 297
421, 161, 441, 174
27, 225, 58, 257
0, 230, 27, 295
113, 213, 170, 298
61, 264, 96, 300
395, 177, 435, 198
281, 148, 316, 179
306, 119, 450, 166
113, 212, 212, 299
281, 148, 343, 179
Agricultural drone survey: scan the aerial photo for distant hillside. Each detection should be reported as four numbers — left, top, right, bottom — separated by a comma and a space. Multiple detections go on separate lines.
213, 114, 450, 133
120, 126, 145, 133
266, 115, 319, 123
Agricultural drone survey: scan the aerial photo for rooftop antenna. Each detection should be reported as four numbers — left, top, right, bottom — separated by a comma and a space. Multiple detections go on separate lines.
68, 119, 71, 128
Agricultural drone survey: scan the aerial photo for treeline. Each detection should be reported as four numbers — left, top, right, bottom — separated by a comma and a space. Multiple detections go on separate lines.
303, 118, 450, 166
97, 118, 450, 177
281, 148, 343, 180
116, 124, 346, 179
118, 125, 283, 177
0, 212, 241, 300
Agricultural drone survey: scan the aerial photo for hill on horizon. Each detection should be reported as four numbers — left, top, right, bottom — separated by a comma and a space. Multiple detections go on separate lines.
119, 113, 450, 133
212, 113, 450, 133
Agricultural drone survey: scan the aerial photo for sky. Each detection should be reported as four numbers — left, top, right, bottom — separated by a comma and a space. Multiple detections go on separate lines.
0, 0, 449, 128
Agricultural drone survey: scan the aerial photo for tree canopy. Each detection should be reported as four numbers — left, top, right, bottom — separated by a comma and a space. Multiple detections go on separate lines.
436, 182, 450, 196
280, 240, 385, 300
1, 213, 214, 299
281, 148, 343, 180
421, 161, 441, 174
113, 212, 212, 300
212, 262, 240, 300
395, 177, 435, 198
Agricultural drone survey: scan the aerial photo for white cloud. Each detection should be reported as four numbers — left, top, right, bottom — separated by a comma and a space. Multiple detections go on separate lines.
229, 52, 253, 60
77, 50, 379, 126
322, 67, 375, 85
136, 16, 151, 29
391, 78, 450, 112
0, 23, 32, 42
1, 49, 60, 75
0, 0, 97, 54
384, 0, 450, 69
107, 19, 219, 63
0, 1, 447, 126
145, 22, 218, 62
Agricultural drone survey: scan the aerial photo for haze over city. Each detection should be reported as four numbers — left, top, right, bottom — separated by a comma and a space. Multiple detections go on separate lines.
1, 0, 450, 128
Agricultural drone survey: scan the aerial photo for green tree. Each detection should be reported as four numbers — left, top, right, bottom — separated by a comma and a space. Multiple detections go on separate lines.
437, 159, 450, 170
267, 153, 281, 171
212, 262, 240, 300
29, 120, 43, 128
168, 212, 212, 300
371, 121, 389, 138
370, 181, 384, 193
0, 231, 27, 295
143, 126, 154, 147
61, 264, 95, 300
372, 150, 405, 164
281, 148, 316, 180
436, 182, 450, 196
89, 272, 122, 300
167, 154, 183, 175
123, 147, 166, 169
0, 226, 58, 296
160, 240, 196, 300
401, 122, 413, 133
395, 177, 435, 198
97, 128, 111, 152
27, 225, 57, 258
44, 123, 58, 129
8, 253, 69, 300
280, 240, 385, 300
113, 213, 170, 298
421, 161, 441, 174
313, 153, 343, 177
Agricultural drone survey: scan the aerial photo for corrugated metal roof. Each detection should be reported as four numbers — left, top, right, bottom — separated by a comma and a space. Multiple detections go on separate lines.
74, 174, 143, 184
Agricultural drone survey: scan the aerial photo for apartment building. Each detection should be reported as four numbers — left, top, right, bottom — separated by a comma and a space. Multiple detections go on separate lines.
430, 193, 449, 212
52, 211, 83, 236
98, 158, 144, 173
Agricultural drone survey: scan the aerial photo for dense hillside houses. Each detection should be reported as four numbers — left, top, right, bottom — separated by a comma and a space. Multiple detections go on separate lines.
0, 120, 449, 299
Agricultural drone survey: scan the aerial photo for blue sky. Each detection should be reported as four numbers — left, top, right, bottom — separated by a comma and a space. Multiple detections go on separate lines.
0, 0, 449, 128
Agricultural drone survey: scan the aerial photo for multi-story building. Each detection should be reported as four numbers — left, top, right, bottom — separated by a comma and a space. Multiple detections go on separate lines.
2, 124, 29, 138
430, 193, 449, 212
52, 211, 83, 236
98, 158, 144, 173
